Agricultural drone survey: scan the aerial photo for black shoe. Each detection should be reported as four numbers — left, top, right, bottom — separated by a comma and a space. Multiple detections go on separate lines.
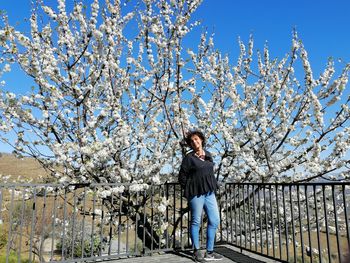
193, 250, 204, 262
203, 251, 223, 261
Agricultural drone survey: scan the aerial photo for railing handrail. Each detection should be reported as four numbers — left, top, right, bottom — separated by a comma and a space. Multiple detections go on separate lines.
224, 181, 350, 186
2, 181, 350, 188
0, 182, 176, 187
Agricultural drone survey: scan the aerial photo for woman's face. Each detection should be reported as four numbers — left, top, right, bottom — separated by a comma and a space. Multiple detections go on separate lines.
190, 134, 203, 151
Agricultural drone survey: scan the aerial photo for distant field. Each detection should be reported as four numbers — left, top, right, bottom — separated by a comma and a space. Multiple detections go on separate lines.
0, 153, 50, 183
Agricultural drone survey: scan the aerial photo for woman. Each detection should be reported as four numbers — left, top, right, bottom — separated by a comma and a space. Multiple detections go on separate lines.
178, 130, 223, 262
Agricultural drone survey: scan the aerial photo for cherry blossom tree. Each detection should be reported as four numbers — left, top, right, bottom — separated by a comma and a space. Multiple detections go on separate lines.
0, 0, 349, 259
0, 0, 202, 186
0, 0, 349, 185
0, 0, 204, 254
191, 33, 350, 183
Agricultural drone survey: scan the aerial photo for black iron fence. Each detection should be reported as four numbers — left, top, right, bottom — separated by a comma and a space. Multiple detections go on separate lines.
0, 183, 189, 263
220, 183, 350, 263
0, 182, 349, 262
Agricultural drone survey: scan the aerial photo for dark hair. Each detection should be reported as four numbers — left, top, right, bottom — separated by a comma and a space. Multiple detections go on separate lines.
185, 130, 206, 148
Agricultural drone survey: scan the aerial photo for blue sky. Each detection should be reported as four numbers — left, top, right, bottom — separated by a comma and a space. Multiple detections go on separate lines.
2, 0, 350, 66
2, 0, 350, 81
194, 0, 350, 72
1, 0, 350, 153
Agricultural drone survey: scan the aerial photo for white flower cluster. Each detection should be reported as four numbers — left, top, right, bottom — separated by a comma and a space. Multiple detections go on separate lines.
0, 0, 348, 189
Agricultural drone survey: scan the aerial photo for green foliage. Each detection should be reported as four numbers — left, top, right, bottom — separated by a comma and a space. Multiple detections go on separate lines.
0, 252, 30, 263
55, 218, 104, 259
129, 239, 143, 254
0, 227, 30, 263
12, 201, 33, 228
0, 225, 6, 250
56, 235, 103, 258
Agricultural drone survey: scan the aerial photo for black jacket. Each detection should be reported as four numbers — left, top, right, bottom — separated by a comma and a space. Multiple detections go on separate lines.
178, 150, 218, 198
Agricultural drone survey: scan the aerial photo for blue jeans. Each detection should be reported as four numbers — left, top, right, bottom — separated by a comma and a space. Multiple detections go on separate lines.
189, 192, 220, 251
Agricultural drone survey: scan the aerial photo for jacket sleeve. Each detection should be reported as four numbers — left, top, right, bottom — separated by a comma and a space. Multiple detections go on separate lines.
178, 156, 190, 187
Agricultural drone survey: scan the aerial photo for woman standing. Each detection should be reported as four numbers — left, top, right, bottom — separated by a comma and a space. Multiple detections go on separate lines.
178, 130, 223, 262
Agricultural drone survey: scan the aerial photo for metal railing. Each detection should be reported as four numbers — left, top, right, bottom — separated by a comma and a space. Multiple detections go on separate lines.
220, 183, 350, 263
0, 182, 349, 262
0, 183, 189, 263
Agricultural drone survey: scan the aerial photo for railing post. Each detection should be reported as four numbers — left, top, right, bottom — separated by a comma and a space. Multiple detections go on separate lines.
332, 185, 341, 263
322, 185, 331, 262
305, 185, 313, 263
297, 184, 305, 263
282, 185, 289, 262
165, 183, 169, 249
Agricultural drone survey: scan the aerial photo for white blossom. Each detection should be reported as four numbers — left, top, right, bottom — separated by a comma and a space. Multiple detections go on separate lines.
0, 0, 348, 190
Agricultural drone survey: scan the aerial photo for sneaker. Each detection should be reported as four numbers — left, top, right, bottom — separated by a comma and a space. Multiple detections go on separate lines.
203, 251, 223, 261
193, 250, 204, 262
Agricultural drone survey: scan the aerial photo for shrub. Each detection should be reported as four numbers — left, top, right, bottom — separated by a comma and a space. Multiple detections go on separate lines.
0, 252, 30, 263
0, 225, 6, 250
55, 219, 104, 259
56, 234, 103, 258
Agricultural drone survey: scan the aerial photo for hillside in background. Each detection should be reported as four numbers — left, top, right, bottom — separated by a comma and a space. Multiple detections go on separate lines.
0, 153, 50, 183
